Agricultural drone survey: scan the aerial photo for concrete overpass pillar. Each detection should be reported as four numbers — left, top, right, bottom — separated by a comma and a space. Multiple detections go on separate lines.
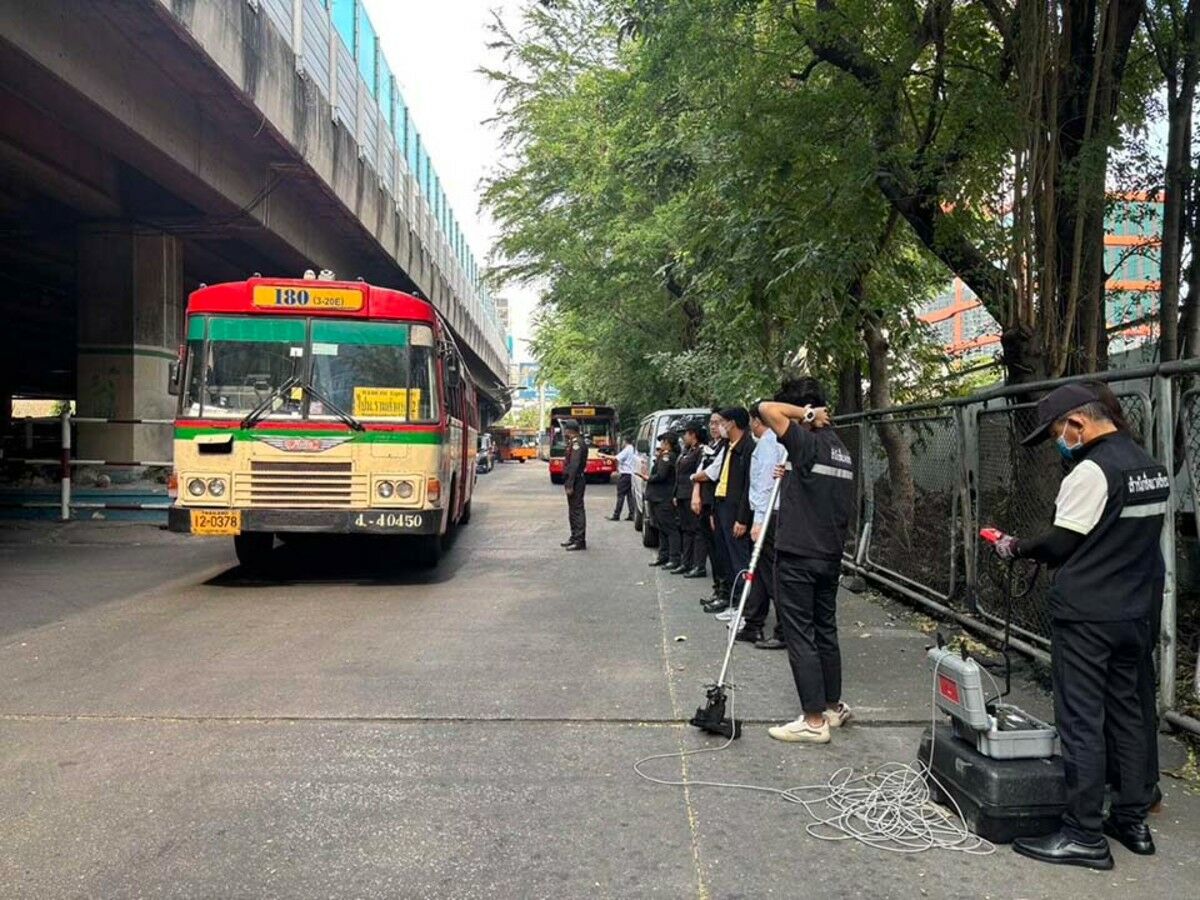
76, 224, 182, 466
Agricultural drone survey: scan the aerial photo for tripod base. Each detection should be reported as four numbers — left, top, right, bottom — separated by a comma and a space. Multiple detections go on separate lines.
689, 684, 742, 739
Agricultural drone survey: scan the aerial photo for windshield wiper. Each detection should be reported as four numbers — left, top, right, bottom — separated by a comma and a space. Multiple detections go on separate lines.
240, 375, 300, 430
301, 380, 365, 431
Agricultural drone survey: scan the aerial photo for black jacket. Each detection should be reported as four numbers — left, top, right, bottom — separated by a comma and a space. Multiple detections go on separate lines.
563, 435, 587, 485
714, 433, 753, 527
675, 446, 701, 500
645, 450, 677, 502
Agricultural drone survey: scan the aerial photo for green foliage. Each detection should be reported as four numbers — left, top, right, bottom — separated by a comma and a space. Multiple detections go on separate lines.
486, 1, 1164, 408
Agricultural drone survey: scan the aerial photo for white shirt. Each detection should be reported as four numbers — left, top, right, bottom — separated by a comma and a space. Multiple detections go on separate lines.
749, 429, 788, 525
616, 444, 637, 475
694, 444, 726, 482
1054, 460, 1109, 534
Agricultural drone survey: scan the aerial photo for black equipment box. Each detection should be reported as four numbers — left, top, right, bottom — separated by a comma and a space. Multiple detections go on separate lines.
918, 725, 1066, 844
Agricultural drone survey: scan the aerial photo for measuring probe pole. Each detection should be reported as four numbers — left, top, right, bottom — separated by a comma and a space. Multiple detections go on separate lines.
714, 463, 789, 688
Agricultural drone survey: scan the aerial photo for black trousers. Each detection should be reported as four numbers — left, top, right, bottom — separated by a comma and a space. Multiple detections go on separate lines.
700, 504, 724, 588
775, 552, 842, 715
650, 498, 681, 564
1107, 591, 1162, 800
677, 502, 704, 570
715, 500, 750, 582
612, 474, 633, 518
743, 526, 781, 637
1052, 617, 1153, 841
566, 480, 586, 544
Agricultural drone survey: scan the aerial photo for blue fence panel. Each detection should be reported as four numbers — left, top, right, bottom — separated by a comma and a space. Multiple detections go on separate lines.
332, 0, 355, 50
356, 4, 377, 95
359, 77, 378, 163
301, 0, 332, 95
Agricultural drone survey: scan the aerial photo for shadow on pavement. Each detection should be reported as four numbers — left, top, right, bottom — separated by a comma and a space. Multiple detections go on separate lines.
204, 532, 465, 588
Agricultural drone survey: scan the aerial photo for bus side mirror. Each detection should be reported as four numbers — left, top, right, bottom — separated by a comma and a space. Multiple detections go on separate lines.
167, 361, 181, 396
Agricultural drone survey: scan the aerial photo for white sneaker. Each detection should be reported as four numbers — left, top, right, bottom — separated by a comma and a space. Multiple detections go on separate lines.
824, 702, 853, 728
767, 717, 831, 744
714, 609, 736, 622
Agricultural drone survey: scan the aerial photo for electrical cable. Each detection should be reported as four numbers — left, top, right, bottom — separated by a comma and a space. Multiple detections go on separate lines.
634, 657, 996, 856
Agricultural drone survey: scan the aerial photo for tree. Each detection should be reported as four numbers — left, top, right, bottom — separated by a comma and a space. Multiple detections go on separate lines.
796, 0, 1154, 381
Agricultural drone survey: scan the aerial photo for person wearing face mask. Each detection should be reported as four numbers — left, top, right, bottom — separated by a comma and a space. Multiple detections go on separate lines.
989, 383, 1168, 869
692, 410, 733, 608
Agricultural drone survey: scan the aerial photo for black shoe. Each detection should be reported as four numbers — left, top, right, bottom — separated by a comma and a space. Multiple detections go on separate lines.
607, 515, 620, 521
1012, 830, 1113, 870
682, 567, 707, 579
564, 542, 587, 551
560, 539, 575, 547
648, 558, 669, 567
666, 563, 687, 574
702, 599, 729, 614
755, 637, 787, 650
1103, 820, 1155, 856
735, 627, 763, 643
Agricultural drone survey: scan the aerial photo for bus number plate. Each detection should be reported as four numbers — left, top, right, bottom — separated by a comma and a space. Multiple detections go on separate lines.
191, 510, 242, 535
354, 512, 424, 530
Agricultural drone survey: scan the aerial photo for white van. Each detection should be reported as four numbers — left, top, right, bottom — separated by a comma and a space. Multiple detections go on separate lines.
630, 407, 711, 549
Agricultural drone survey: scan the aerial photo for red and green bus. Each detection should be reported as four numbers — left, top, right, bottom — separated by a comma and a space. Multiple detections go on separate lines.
547, 404, 618, 484
168, 274, 479, 567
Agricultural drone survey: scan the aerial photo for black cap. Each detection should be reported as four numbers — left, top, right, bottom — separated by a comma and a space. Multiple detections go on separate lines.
1020, 383, 1099, 446
561, 419, 580, 433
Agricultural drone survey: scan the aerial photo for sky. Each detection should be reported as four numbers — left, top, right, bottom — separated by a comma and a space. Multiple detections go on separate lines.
362, 0, 537, 363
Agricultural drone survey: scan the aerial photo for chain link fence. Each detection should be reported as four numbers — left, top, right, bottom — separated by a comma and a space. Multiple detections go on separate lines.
835, 362, 1200, 734
862, 413, 959, 600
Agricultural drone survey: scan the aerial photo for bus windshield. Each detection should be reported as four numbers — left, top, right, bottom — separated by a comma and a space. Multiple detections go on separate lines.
182, 316, 439, 423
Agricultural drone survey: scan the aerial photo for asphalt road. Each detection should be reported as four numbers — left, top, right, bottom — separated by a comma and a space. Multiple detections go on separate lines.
1, 462, 1196, 898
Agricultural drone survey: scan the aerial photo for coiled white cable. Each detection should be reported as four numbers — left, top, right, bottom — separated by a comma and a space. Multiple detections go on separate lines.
634, 657, 996, 856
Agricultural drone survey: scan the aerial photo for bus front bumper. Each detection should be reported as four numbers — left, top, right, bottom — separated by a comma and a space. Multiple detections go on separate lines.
169, 506, 442, 535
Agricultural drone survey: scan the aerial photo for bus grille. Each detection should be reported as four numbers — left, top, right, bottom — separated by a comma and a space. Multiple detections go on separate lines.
236, 461, 367, 508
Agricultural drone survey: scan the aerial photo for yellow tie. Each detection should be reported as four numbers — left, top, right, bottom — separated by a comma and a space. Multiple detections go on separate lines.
715, 437, 738, 499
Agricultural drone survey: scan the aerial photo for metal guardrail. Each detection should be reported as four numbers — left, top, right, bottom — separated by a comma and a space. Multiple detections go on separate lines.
1, 412, 172, 519
837, 359, 1200, 737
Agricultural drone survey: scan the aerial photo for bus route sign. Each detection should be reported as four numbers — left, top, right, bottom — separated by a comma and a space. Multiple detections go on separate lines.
570, 407, 596, 417
252, 285, 364, 310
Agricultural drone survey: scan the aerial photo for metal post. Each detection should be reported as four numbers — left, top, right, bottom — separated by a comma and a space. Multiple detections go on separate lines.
1155, 375, 1178, 715
957, 405, 980, 611
59, 409, 71, 522
327, 3, 338, 122
24, 416, 33, 450
291, 0, 304, 70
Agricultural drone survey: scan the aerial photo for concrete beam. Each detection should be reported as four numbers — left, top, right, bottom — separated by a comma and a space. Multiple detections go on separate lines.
0, 0, 507, 392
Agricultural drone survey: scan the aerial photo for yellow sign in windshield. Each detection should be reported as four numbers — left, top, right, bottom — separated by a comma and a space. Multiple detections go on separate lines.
570, 407, 597, 417
252, 285, 364, 310
353, 387, 422, 419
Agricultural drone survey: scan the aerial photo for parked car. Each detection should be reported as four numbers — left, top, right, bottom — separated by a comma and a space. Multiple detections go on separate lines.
477, 433, 495, 473
630, 407, 711, 549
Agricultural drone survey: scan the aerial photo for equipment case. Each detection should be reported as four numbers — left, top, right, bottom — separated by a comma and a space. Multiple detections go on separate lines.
918, 726, 1066, 844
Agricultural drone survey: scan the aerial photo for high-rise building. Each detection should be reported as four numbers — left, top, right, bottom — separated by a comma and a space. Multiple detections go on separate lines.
918, 195, 1163, 360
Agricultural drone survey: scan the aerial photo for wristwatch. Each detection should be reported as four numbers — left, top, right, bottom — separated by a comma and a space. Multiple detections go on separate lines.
802, 407, 816, 424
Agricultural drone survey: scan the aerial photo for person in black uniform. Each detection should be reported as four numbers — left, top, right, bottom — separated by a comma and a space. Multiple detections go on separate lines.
758, 380, 852, 744
989, 383, 1166, 869
698, 407, 753, 614
641, 432, 681, 568
691, 411, 731, 602
561, 419, 588, 551
674, 422, 707, 577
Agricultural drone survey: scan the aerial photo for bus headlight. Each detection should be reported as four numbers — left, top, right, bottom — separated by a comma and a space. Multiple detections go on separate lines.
377, 481, 395, 499
207, 478, 227, 497
187, 478, 207, 497
396, 481, 414, 499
